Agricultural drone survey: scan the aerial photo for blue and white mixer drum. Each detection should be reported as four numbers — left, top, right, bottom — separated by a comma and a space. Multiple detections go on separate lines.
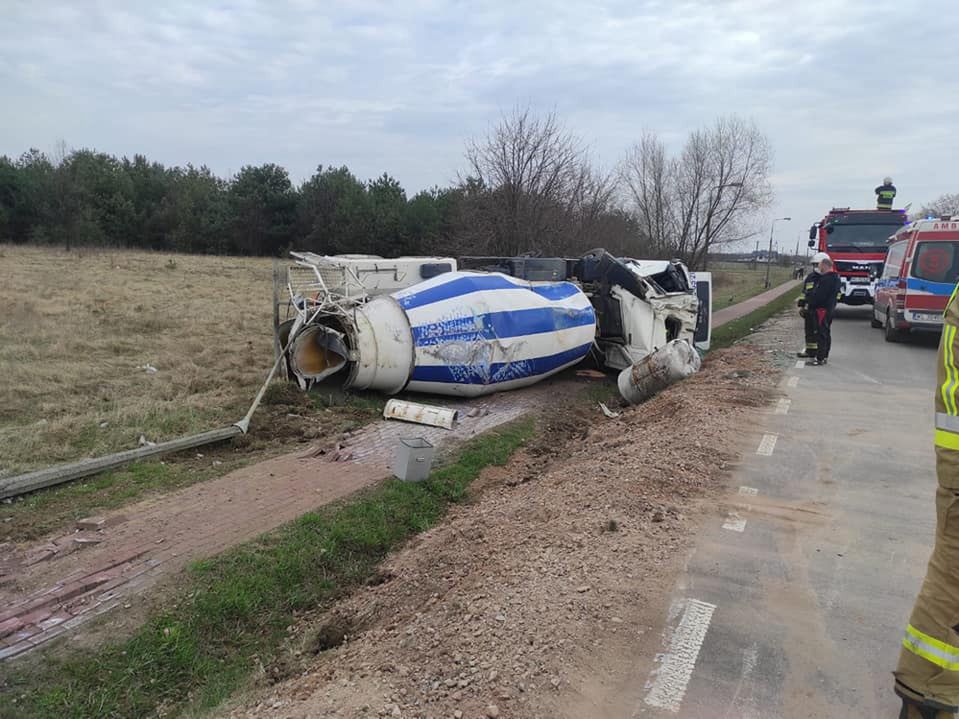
289, 271, 597, 397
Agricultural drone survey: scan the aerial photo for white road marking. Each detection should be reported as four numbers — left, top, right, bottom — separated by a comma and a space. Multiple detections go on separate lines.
643, 599, 717, 713
794, 360, 805, 369
787, 376, 800, 388
756, 434, 778, 456
723, 513, 747, 532
774, 398, 791, 415
739, 486, 758, 496
723, 644, 761, 719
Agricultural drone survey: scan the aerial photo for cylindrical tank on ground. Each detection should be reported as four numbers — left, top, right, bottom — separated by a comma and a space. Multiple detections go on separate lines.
617, 339, 702, 405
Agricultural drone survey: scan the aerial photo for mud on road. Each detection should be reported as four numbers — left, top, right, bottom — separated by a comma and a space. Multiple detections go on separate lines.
223, 344, 781, 719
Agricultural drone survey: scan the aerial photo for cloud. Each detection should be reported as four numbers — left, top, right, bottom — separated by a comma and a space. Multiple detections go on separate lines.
0, 0, 956, 240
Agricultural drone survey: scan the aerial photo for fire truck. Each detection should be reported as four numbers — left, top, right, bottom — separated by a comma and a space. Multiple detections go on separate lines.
807, 208, 909, 305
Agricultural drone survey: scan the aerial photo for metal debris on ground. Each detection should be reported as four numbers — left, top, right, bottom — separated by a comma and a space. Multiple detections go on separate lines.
598, 402, 621, 418
383, 399, 458, 430
576, 369, 607, 379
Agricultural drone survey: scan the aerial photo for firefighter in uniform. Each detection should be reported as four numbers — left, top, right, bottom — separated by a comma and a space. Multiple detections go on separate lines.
894, 284, 959, 719
796, 252, 829, 358
806, 255, 840, 365
877, 176, 898, 210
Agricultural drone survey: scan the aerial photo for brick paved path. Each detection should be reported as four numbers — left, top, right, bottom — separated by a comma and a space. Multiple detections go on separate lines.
0, 382, 555, 660
712, 278, 799, 328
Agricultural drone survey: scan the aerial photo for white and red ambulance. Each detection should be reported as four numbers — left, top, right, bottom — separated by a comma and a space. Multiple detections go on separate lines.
873, 218, 959, 341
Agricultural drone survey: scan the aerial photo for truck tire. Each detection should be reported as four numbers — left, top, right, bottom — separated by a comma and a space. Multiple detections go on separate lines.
884, 310, 903, 343
871, 309, 883, 329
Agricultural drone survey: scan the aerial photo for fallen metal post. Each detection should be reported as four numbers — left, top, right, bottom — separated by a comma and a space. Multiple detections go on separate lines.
0, 425, 243, 499
1, 325, 295, 499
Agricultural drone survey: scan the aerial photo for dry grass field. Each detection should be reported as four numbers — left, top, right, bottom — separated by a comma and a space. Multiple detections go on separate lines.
0, 245, 279, 474
0, 246, 385, 539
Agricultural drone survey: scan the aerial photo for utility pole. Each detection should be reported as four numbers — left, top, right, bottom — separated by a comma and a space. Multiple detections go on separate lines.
764, 217, 791, 288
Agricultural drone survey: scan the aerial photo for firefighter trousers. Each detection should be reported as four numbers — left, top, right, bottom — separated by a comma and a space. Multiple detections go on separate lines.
802, 311, 818, 355
814, 308, 832, 361
895, 484, 959, 709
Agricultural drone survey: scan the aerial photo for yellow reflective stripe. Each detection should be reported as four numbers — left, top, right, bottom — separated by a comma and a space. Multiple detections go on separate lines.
903, 625, 959, 671
948, 283, 959, 313
935, 429, 959, 450
943, 325, 959, 416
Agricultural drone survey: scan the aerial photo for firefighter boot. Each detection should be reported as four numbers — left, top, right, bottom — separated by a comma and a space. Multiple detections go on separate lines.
898, 698, 957, 719
897, 681, 959, 719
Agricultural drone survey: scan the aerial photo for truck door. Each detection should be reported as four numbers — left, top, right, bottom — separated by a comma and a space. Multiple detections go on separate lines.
691, 271, 712, 351
876, 241, 907, 320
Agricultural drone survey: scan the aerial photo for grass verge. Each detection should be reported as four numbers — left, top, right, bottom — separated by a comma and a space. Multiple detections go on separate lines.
1, 419, 535, 719
711, 262, 795, 310
711, 283, 799, 349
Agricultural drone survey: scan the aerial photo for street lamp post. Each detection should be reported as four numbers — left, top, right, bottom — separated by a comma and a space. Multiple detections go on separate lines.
764, 217, 791, 288
703, 181, 743, 269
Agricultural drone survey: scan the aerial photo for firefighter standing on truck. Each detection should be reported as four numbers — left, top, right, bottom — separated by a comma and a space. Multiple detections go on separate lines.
894, 284, 959, 719
806, 255, 840, 365
796, 252, 829, 358
877, 176, 898, 210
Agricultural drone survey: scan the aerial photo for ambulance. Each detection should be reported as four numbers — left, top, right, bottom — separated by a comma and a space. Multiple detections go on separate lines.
873, 218, 959, 341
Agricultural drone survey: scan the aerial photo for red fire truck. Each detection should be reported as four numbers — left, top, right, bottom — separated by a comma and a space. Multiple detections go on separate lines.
807, 208, 910, 305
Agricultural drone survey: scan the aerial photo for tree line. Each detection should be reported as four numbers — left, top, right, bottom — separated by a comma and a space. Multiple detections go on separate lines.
0, 110, 775, 268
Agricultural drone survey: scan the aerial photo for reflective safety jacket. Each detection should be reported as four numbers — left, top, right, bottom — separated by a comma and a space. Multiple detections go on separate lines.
933, 284, 959, 482
797, 271, 819, 308
876, 183, 897, 209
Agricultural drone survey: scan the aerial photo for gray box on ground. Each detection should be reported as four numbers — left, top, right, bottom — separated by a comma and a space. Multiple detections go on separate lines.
393, 437, 434, 481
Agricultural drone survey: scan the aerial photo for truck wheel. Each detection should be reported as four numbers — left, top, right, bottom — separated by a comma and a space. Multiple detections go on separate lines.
884, 310, 902, 343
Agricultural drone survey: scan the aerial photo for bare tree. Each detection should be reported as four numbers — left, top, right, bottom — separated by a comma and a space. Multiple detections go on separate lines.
460, 106, 606, 256
918, 193, 959, 219
619, 131, 672, 257
620, 116, 773, 268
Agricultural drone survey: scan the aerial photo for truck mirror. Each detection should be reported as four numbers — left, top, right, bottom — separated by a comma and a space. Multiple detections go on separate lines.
808, 226, 817, 240
807, 239, 815, 248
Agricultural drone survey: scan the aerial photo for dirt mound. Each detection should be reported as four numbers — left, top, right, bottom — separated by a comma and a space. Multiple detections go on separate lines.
224, 344, 777, 719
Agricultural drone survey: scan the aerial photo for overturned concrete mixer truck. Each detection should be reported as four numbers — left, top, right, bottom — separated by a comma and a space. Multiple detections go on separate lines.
276, 250, 711, 398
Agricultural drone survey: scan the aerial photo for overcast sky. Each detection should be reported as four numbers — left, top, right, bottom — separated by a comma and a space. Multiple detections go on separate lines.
2, 0, 956, 253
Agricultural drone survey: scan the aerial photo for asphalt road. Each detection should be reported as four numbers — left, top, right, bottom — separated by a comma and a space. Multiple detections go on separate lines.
638, 306, 941, 718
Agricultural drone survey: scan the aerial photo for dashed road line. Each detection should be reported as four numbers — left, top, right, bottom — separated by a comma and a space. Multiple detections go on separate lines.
756, 434, 778, 456
723, 513, 747, 532
787, 376, 800, 388
643, 598, 717, 713
774, 398, 791, 415
794, 360, 805, 369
